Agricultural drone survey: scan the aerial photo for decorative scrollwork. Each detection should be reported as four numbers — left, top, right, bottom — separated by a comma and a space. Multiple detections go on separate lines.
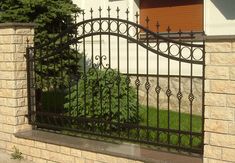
94, 55, 109, 69
166, 88, 172, 97
177, 92, 183, 100
135, 78, 141, 87
188, 93, 195, 102
145, 81, 151, 90
155, 86, 161, 94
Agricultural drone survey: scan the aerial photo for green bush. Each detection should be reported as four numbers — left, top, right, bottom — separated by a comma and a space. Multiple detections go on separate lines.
64, 68, 140, 130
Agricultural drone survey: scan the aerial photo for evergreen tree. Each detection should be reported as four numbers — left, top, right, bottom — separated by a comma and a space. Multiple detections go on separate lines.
0, 0, 83, 117
0, 0, 82, 88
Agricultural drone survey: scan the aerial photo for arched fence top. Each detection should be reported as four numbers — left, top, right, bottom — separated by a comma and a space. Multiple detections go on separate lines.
30, 17, 204, 64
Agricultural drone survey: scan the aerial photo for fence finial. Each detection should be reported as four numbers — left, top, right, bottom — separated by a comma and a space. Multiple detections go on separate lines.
190, 30, 194, 39
99, 6, 102, 17
90, 8, 93, 19
107, 6, 111, 17
82, 10, 85, 20
126, 8, 129, 20
135, 12, 139, 24
156, 21, 160, 33
145, 16, 150, 29
26, 38, 29, 47
116, 7, 120, 18
167, 26, 171, 33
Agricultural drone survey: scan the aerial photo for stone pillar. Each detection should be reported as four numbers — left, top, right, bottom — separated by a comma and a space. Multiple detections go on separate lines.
0, 23, 34, 142
204, 38, 235, 163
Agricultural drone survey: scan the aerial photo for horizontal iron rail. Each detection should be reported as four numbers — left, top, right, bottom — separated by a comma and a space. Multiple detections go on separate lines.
126, 73, 203, 79
32, 111, 203, 137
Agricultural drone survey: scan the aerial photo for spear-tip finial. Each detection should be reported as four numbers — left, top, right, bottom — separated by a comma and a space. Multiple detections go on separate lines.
98, 6, 102, 12
167, 26, 171, 33
116, 7, 120, 12
107, 6, 111, 17
135, 12, 139, 18
107, 6, 111, 12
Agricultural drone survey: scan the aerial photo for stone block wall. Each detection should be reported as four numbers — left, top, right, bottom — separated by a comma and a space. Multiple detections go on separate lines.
130, 76, 203, 115
0, 23, 34, 136
2, 136, 143, 163
204, 40, 235, 163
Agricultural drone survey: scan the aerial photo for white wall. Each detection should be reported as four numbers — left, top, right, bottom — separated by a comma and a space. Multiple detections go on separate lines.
73, 0, 139, 22
204, 0, 235, 36
72, 0, 203, 76
74, 0, 235, 36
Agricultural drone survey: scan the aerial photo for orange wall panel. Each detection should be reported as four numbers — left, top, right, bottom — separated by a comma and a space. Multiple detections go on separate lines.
140, 0, 203, 32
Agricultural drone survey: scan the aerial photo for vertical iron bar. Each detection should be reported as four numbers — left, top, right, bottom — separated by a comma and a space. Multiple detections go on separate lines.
33, 46, 37, 126
146, 17, 150, 141
90, 8, 95, 132
156, 21, 160, 143
116, 7, 121, 137
39, 47, 43, 124
82, 11, 87, 128
39, 48, 43, 95
52, 26, 56, 114
98, 7, 103, 134
189, 31, 194, 148
45, 43, 51, 124
107, 6, 112, 136
135, 12, 140, 140
201, 34, 206, 154
59, 23, 64, 127
59, 23, 63, 100
126, 9, 130, 138
52, 26, 58, 126
74, 14, 79, 115
90, 9, 94, 64
167, 26, 171, 145
178, 30, 182, 149
75, 13, 79, 119
26, 47, 32, 124
66, 16, 72, 128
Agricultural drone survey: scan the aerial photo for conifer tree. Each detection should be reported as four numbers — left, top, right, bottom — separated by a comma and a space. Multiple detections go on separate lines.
0, 0, 82, 88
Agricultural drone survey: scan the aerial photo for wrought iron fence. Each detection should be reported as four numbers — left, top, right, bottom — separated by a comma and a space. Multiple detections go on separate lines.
26, 7, 205, 154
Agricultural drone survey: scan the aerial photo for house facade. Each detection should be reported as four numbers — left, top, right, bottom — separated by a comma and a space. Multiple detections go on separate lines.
73, 0, 235, 36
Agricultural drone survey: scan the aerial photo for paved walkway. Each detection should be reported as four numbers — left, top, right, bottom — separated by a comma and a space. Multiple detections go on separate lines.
0, 151, 33, 163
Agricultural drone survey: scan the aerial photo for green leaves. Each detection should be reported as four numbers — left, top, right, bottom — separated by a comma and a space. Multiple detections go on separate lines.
65, 69, 140, 131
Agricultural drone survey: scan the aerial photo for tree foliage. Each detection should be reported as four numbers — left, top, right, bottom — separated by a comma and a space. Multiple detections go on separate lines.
0, 0, 80, 42
0, 0, 82, 88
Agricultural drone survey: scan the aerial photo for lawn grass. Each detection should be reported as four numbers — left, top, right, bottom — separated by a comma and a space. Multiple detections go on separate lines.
139, 106, 202, 132
132, 106, 203, 148
39, 90, 203, 150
